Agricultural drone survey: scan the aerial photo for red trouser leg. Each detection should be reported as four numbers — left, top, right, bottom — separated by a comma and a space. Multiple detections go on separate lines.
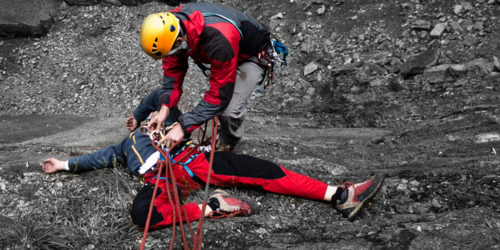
190, 152, 329, 201
131, 180, 202, 228
151, 184, 201, 228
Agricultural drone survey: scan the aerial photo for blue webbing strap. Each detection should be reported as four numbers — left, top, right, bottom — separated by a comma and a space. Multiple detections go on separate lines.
160, 153, 199, 178
154, 152, 198, 179
169, 153, 198, 178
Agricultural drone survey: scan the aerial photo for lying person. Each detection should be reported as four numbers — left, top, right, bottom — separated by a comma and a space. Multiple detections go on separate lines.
41, 126, 384, 227
40, 89, 384, 228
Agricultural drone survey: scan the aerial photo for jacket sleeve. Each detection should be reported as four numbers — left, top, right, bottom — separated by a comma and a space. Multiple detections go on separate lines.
161, 53, 189, 108
178, 27, 240, 132
67, 138, 127, 173
134, 86, 185, 126
178, 58, 238, 132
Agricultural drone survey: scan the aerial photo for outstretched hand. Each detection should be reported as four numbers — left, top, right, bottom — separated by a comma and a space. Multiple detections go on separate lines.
126, 115, 139, 131
40, 158, 67, 173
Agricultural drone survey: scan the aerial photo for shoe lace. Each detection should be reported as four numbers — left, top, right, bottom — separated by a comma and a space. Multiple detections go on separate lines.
337, 180, 353, 191
208, 210, 241, 219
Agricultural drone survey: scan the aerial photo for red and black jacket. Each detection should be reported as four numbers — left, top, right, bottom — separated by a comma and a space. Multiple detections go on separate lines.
159, 2, 271, 132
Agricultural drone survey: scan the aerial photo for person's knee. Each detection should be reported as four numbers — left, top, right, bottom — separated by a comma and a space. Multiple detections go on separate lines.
223, 104, 246, 119
131, 184, 164, 227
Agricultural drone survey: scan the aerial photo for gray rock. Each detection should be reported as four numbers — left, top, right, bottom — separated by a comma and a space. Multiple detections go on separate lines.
464, 36, 481, 46
493, 56, 500, 71
317, 5, 326, 15
400, 47, 439, 78
423, 64, 452, 83
304, 61, 319, 76
430, 23, 447, 37
331, 61, 364, 76
401, 3, 413, 14
466, 58, 495, 74
270, 12, 284, 20
449, 21, 462, 32
370, 78, 385, 87
454, 4, 464, 15
448, 64, 467, 77
462, 2, 473, 11
0, 0, 61, 37
475, 133, 500, 143
411, 19, 432, 30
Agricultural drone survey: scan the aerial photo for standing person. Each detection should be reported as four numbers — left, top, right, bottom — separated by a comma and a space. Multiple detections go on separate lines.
139, 2, 275, 151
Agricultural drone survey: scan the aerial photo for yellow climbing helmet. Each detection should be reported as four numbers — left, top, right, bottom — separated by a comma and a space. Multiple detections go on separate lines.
140, 12, 179, 60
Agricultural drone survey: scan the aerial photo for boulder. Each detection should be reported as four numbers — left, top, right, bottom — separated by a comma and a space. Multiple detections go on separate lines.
423, 64, 470, 83
0, 0, 61, 37
423, 64, 452, 83
400, 47, 439, 78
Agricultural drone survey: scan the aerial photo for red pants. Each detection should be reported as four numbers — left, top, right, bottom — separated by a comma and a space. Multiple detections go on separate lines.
131, 151, 329, 228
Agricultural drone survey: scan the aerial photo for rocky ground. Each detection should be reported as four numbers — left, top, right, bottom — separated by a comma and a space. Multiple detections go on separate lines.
1, 0, 500, 249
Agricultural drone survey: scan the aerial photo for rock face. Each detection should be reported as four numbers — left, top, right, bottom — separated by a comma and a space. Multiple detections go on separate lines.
0, 0, 194, 37
64, 0, 192, 6
0, 0, 61, 37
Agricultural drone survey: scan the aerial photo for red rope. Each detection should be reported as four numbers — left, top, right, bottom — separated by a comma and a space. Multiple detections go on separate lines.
193, 117, 218, 250
139, 159, 164, 250
165, 152, 189, 249
140, 140, 185, 250
140, 117, 219, 250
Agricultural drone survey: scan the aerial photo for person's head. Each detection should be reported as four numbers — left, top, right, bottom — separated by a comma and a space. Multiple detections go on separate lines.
140, 12, 187, 60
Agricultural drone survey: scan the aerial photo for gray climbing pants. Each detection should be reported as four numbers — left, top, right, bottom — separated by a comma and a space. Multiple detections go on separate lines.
219, 57, 264, 146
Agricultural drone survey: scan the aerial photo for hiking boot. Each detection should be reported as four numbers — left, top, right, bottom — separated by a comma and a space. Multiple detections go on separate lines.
334, 174, 385, 220
207, 189, 258, 218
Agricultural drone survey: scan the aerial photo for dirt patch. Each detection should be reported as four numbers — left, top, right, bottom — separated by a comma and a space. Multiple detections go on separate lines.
0, 114, 95, 143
